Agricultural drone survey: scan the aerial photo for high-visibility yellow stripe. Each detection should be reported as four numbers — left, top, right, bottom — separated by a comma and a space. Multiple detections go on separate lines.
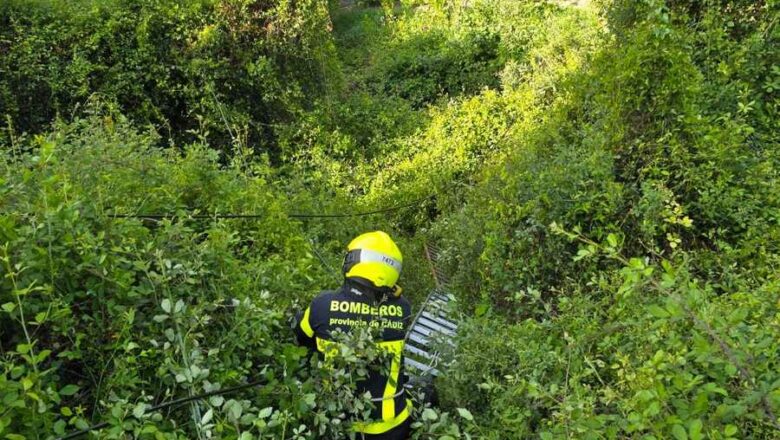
313, 337, 407, 434
382, 356, 401, 419
377, 340, 404, 420
354, 399, 412, 434
316, 337, 338, 357
300, 306, 314, 338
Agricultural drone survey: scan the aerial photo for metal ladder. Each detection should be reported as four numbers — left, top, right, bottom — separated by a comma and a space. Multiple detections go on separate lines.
403, 243, 458, 379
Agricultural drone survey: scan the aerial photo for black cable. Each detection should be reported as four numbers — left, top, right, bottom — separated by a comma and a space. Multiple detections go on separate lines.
290, 197, 428, 218
57, 378, 270, 440
307, 238, 342, 282
105, 196, 431, 220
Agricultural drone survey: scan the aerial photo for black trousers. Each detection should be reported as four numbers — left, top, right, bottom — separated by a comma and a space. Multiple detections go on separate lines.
359, 418, 412, 440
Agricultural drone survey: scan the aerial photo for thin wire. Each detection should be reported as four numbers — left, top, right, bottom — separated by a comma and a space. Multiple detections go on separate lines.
56, 377, 272, 440
290, 196, 428, 218
307, 238, 342, 282
105, 196, 431, 220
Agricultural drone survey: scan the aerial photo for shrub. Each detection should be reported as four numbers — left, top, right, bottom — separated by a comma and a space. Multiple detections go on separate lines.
0, 0, 338, 157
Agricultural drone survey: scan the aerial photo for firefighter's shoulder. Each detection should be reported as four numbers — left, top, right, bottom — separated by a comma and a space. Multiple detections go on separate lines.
309, 290, 339, 313
390, 293, 412, 316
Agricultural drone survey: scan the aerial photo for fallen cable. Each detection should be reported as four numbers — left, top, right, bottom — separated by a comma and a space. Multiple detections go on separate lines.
57, 378, 269, 440
106, 196, 432, 220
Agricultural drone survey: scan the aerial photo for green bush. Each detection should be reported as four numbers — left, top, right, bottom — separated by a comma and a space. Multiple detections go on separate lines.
438, 255, 780, 439
0, 112, 447, 438
0, 0, 338, 156
373, 29, 501, 107
2, 0, 779, 438
424, 0, 780, 437
0, 113, 318, 437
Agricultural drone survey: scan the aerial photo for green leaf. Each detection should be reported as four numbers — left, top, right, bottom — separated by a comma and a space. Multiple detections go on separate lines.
133, 402, 147, 419
573, 248, 592, 262
53, 420, 67, 435
258, 407, 273, 419
35, 350, 51, 363
724, 425, 738, 436
647, 305, 670, 318
689, 419, 702, 440
665, 301, 684, 318
226, 399, 242, 421
1, 302, 15, 313
152, 314, 168, 323
456, 407, 474, 421
422, 408, 438, 421
540, 433, 553, 440
628, 258, 645, 270
672, 424, 688, 440
727, 308, 748, 324
200, 408, 213, 425
6, 434, 27, 440
161, 298, 171, 313
59, 384, 79, 396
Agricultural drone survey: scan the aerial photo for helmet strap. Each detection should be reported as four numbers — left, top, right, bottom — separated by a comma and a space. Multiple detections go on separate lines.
345, 277, 391, 303
342, 249, 362, 274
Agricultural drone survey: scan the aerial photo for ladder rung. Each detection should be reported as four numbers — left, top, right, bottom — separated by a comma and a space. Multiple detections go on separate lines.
432, 293, 450, 302
404, 344, 437, 360
427, 297, 448, 307
407, 332, 430, 347
425, 301, 450, 313
421, 311, 457, 330
404, 357, 441, 376
410, 325, 435, 338
417, 317, 456, 336
410, 329, 455, 347
421, 308, 451, 324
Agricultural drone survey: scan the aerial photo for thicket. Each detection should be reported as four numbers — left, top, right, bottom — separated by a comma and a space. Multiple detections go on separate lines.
421, 1, 780, 439
0, 112, 456, 438
0, 0, 338, 158
1, 0, 779, 439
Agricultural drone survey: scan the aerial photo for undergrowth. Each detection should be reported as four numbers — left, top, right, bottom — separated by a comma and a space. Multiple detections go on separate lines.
2, 0, 779, 438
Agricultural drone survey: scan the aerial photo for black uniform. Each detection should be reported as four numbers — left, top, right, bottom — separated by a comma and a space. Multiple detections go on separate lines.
294, 279, 413, 439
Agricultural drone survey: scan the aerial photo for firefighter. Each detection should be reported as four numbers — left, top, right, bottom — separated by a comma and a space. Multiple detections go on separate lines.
294, 231, 412, 439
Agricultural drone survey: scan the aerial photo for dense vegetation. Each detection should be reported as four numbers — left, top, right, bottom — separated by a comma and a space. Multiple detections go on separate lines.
1, 0, 778, 439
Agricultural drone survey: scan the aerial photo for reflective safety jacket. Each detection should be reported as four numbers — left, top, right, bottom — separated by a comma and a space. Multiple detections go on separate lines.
294, 280, 413, 435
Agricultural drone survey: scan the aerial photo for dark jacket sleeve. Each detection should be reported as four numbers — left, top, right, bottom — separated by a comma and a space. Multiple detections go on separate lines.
293, 305, 317, 351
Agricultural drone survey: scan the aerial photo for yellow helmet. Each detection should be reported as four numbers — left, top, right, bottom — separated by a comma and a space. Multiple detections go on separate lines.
342, 231, 403, 288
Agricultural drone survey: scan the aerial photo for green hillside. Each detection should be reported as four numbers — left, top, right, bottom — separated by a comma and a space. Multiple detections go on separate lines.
1, 0, 779, 438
